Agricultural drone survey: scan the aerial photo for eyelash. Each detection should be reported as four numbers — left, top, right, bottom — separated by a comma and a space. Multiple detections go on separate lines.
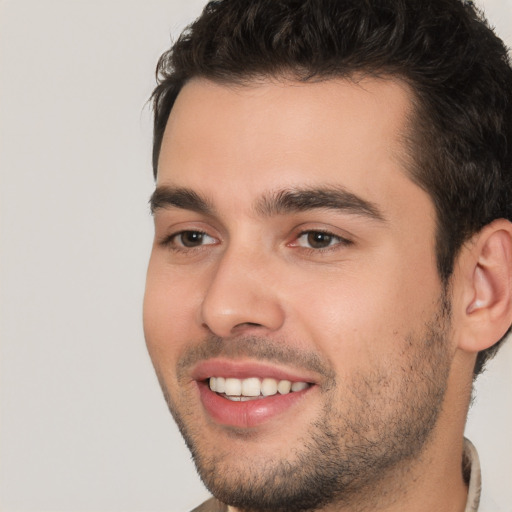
159, 229, 353, 254
291, 230, 353, 253
159, 230, 217, 252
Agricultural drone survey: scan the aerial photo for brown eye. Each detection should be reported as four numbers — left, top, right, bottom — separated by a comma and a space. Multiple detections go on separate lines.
306, 232, 335, 249
175, 231, 215, 248
293, 230, 351, 250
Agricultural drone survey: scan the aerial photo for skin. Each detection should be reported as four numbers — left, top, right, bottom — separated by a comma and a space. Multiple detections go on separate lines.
144, 77, 475, 511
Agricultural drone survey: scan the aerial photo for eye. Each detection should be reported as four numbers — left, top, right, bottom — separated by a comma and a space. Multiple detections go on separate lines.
168, 230, 217, 248
294, 230, 350, 250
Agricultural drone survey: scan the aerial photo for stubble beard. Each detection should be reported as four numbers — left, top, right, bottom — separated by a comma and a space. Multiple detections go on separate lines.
157, 297, 452, 512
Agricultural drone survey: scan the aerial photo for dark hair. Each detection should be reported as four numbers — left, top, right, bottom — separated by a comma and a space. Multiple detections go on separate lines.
151, 0, 512, 377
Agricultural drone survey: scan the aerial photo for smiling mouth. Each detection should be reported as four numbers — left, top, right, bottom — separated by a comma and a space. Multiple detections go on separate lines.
209, 376, 312, 401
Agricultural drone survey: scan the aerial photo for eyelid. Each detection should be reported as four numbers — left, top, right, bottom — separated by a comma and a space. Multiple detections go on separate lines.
287, 227, 354, 251
160, 230, 217, 245
178, 230, 217, 246
297, 231, 344, 247
156, 220, 221, 252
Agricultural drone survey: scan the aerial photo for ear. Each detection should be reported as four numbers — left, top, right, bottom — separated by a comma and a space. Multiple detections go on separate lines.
455, 219, 512, 353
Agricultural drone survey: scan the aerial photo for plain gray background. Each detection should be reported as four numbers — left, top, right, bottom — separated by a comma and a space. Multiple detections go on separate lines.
0, 1, 511, 511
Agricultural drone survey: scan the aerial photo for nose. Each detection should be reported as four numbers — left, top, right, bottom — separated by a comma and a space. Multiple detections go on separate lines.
199, 246, 285, 338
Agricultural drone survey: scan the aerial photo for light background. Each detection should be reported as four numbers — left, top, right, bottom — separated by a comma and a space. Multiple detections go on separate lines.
0, 1, 511, 511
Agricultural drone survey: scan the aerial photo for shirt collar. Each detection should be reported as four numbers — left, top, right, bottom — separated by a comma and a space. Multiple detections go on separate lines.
464, 438, 482, 512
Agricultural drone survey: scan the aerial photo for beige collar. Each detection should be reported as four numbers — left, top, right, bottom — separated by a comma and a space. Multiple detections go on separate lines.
464, 438, 482, 512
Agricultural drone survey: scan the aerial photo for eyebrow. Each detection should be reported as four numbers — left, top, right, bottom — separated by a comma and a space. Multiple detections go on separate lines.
149, 184, 385, 222
150, 186, 214, 215
255, 186, 386, 221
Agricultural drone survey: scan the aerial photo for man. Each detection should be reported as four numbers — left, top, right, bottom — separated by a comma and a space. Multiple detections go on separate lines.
143, 0, 512, 510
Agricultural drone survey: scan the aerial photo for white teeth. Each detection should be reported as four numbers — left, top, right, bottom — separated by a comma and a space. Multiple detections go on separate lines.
277, 380, 292, 395
291, 381, 309, 392
241, 377, 261, 397
261, 378, 278, 396
224, 378, 242, 396
209, 377, 310, 398
215, 376, 226, 393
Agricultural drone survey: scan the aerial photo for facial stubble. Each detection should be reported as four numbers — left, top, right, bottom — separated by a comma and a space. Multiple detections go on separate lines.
156, 298, 452, 512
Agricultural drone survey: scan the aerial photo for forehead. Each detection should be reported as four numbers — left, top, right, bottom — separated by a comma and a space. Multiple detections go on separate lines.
157, 77, 427, 220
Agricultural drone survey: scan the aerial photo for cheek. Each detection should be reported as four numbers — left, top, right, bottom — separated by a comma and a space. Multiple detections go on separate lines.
283, 252, 439, 363
143, 258, 203, 366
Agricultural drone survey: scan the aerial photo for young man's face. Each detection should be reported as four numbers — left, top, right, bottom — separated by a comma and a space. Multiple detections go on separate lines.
144, 78, 454, 508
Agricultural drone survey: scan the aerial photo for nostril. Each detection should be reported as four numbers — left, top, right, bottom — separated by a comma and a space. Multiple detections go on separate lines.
234, 322, 264, 330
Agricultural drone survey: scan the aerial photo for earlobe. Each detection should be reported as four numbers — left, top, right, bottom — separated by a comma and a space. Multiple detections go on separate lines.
458, 220, 512, 353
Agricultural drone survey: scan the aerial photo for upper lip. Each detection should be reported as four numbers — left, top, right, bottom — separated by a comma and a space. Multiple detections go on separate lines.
191, 358, 318, 384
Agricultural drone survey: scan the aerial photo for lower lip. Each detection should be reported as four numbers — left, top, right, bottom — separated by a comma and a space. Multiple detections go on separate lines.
198, 381, 312, 428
